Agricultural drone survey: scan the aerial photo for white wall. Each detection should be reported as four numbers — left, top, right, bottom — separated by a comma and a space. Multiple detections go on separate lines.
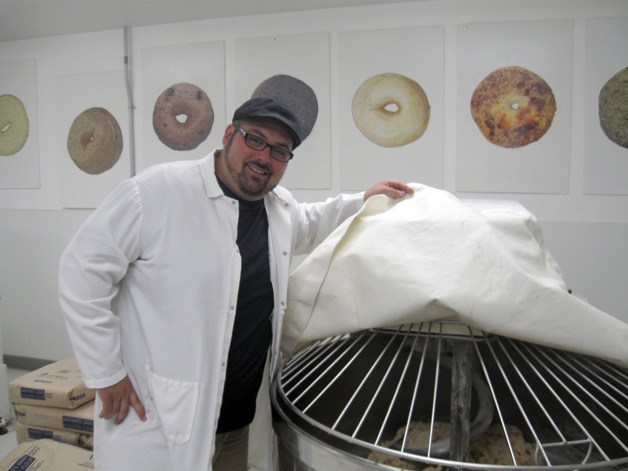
1, 0, 627, 361
0, 210, 88, 359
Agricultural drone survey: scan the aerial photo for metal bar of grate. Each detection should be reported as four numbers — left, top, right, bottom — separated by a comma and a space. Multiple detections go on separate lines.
374, 323, 423, 446
506, 339, 600, 464
297, 331, 378, 412
344, 325, 413, 436
282, 336, 342, 383
399, 322, 432, 454
426, 322, 444, 458
551, 348, 628, 417
283, 330, 368, 398
520, 341, 628, 457
488, 335, 548, 465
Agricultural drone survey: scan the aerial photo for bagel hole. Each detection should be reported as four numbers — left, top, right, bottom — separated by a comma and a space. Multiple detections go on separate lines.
1, 123, 10, 133
510, 102, 521, 110
176, 113, 188, 124
80, 131, 95, 149
384, 102, 400, 113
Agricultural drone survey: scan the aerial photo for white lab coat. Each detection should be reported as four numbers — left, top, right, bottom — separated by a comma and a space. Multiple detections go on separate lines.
58, 152, 364, 471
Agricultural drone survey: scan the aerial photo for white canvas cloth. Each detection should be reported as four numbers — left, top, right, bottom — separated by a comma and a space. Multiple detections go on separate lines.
283, 184, 628, 367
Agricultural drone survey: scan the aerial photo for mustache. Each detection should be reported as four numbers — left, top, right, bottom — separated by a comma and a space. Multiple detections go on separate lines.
246, 158, 273, 175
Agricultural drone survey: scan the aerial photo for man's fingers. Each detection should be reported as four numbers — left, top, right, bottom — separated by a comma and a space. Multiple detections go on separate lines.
364, 180, 414, 201
99, 398, 116, 419
97, 376, 146, 424
114, 396, 130, 424
106, 398, 121, 420
130, 392, 147, 422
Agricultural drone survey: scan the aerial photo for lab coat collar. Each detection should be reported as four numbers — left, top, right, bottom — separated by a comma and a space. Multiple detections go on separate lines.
201, 150, 224, 199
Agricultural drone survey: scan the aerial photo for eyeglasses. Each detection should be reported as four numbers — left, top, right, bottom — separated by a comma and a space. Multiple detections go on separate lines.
235, 126, 294, 162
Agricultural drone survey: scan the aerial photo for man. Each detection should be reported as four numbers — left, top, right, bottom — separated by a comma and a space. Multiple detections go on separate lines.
59, 97, 413, 471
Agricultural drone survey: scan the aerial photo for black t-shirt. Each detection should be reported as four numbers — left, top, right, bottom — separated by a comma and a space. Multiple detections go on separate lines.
216, 179, 274, 433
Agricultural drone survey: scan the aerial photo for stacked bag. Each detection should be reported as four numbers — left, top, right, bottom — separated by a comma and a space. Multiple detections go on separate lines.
0, 357, 94, 470
0, 440, 93, 471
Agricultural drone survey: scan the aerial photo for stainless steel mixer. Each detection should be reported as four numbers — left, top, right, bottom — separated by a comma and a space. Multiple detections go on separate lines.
272, 319, 628, 470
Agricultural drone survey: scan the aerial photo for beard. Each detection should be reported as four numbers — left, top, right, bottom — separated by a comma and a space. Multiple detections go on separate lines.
222, 135, 277, 200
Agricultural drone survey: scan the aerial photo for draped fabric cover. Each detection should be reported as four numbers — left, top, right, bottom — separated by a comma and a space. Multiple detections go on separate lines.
284, 184, 628, 368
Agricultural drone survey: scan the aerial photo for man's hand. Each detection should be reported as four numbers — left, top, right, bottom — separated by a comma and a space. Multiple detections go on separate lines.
364, 180, 414, 201
97, 375, 147, 424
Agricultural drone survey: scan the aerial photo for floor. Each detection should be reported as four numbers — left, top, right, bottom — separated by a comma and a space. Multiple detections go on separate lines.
0, 367, 31, 460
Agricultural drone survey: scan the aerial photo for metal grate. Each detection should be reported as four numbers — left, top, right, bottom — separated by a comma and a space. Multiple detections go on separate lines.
273, 319, 628, 470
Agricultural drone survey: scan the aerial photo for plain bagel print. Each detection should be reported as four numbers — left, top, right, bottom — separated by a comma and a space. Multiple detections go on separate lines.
352, 72, 431, 148
67, 107, 123, 175
0, 93, 29, 156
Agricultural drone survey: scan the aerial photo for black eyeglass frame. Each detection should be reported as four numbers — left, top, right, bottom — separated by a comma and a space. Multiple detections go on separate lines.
234, 126, 294, 162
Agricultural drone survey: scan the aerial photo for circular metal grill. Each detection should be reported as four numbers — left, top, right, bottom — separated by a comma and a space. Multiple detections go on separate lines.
272, 319, 628, 470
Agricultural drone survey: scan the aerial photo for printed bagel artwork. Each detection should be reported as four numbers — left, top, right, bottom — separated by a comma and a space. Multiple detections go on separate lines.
470, 66, 557, 148
598, 66, 628, 149
0, 93, 29, 156
351, 72, 431, 148
152, 82, 215, 151
66, 107, 123, 174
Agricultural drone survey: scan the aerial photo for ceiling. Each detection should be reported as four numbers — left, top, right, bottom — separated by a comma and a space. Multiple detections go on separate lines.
0, 0, 421, 43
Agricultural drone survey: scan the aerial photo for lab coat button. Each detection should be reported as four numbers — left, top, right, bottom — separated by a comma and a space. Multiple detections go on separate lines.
283, 251, 287, 256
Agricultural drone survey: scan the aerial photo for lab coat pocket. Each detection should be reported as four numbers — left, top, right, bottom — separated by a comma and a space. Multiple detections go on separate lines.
145, 365, 199, 444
